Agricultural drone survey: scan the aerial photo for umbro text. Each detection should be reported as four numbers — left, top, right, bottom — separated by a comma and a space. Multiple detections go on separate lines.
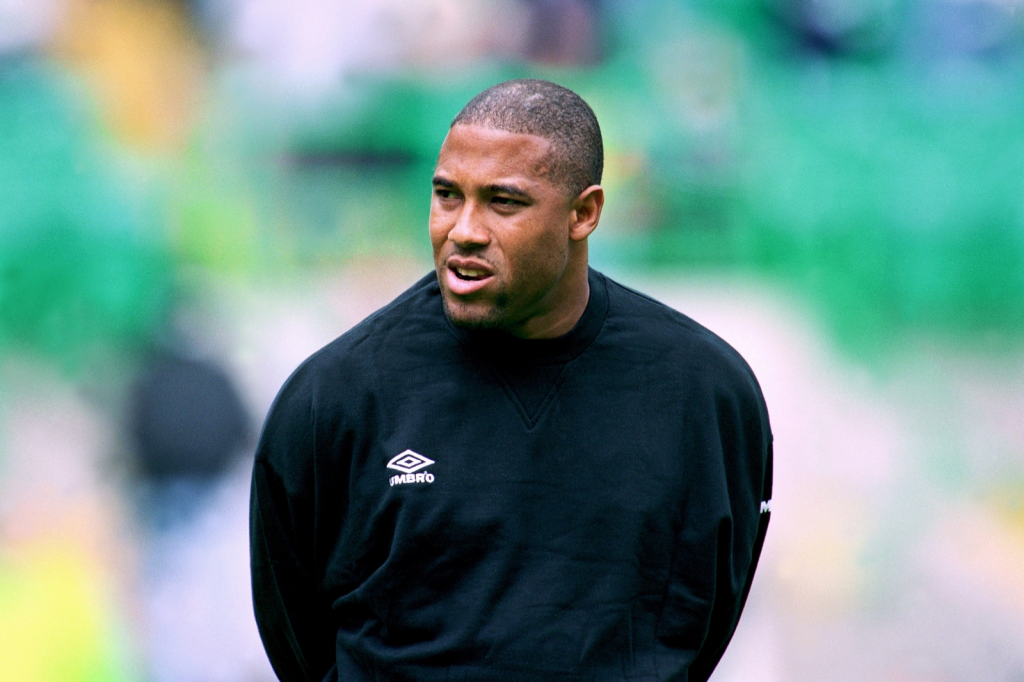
390, 472, 435, 486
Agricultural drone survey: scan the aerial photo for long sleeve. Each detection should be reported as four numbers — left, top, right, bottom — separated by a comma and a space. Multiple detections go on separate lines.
655, 360, 773, 682
250, 376, 336, 682
687, 435, 772, 681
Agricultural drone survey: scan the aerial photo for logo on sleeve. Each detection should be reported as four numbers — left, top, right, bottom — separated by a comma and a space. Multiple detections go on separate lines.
387, 449, 435, 486
760, 499, 772, 513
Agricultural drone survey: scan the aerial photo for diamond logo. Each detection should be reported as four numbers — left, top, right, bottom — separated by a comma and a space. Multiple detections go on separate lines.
386, 450, 435, 474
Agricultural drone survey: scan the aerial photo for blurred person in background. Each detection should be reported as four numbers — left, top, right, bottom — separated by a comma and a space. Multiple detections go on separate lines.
128, 339, 276, 682
250, 79, 773, 681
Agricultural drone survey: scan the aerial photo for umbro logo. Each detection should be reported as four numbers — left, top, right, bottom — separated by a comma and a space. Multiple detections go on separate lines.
387, 449, 435, 486
388, 450, 434, 473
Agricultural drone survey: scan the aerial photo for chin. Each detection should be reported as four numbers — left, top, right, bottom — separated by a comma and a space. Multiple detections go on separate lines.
441, 297, 506, 331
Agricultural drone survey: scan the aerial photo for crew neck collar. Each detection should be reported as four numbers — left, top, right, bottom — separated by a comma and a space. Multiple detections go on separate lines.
445, 268, 608, 366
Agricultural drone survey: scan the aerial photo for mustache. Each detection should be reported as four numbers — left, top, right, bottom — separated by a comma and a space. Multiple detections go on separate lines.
442, 247, 496, 268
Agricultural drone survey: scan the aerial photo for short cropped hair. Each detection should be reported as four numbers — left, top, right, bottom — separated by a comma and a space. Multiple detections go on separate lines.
451, 79, 603, 197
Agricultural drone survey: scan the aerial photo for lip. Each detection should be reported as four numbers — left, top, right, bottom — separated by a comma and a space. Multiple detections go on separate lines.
445, 257, 494, 296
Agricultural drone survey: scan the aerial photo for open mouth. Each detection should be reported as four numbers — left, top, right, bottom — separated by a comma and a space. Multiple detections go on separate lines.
445, 261, 494, 295
452, 266, 490, 281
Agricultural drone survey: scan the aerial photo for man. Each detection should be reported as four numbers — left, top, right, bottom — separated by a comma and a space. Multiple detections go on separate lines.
251, 79, 772, 682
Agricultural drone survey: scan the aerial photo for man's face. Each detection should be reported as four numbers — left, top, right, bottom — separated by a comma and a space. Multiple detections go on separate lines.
430, 124, 579, 336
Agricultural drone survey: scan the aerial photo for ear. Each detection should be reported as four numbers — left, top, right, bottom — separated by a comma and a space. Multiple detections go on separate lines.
568, 185, 604, 242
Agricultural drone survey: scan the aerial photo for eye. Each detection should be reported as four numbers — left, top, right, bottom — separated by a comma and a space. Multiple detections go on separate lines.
434, 187, 461, 203
492, 196, 522, 206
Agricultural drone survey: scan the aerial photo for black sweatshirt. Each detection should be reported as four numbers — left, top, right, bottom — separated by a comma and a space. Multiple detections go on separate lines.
250, 269, 773, 682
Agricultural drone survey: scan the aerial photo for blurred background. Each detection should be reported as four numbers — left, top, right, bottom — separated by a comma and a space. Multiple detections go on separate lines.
1, 0, 1023, 680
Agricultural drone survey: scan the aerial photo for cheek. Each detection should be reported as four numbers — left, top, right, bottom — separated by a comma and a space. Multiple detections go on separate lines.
428, 210, 449, 252
505, 217, 568, 279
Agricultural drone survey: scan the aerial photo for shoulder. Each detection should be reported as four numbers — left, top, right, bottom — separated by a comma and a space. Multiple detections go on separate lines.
598, 273, 764, 401
255, 272, 444, 479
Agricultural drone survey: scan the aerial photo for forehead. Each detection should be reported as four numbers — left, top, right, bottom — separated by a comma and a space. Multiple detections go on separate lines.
435, 124, 554, 186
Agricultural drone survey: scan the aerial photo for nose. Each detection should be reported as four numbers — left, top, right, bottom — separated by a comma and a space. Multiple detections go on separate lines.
447, 201, 490, 249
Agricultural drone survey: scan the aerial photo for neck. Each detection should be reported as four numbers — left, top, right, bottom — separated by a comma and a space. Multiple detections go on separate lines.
508, 250, 590, 340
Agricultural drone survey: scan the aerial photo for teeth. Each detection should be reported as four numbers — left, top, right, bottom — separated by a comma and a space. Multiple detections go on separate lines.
456, 267, 486, 278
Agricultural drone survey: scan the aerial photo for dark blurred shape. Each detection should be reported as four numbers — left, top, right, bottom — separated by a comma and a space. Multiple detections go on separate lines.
175, 0, 228, 46
770, 0, 899, 57
523, 0, 604, 64
130, 350, 251, 481
128, 348, 271, 680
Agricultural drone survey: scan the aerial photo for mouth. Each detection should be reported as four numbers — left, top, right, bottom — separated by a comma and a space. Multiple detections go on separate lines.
452, 266, 489, 281
445, 259, 494, 296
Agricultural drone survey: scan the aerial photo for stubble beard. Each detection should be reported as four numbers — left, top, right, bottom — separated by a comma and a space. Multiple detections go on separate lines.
441, 290, 513, 331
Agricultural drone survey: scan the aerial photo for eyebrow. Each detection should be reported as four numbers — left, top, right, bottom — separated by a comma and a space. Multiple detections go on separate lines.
485, 184, 532, 201
432, 176, 532, 201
